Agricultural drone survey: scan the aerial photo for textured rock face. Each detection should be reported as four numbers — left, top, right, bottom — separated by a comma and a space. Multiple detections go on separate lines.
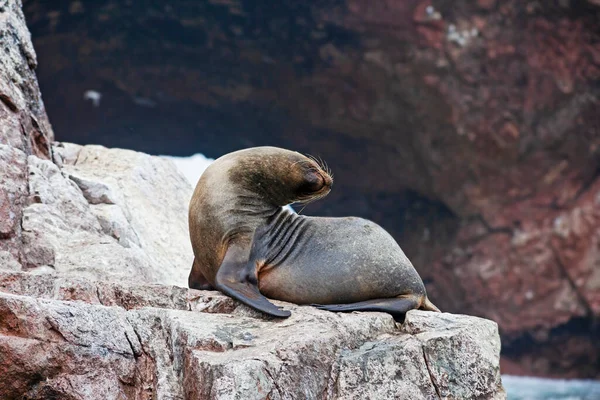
20, 0, 600, 377
0, 136, 506, 398
0, 0, 54, 272
0, 270, 505, 399
29, 142, 193, 285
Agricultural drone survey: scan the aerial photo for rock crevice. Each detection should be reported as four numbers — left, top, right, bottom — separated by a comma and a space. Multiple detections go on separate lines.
422, 347, 442, 400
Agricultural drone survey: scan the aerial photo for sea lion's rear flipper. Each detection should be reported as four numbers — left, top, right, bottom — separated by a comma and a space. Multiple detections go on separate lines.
420, 297, 441, 312
312, 296, 421, 319
188, 257, 215, 290
215, 245, 291, 318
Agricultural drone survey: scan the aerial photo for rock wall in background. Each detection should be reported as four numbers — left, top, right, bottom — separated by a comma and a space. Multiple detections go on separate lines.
13, 0, 600, 378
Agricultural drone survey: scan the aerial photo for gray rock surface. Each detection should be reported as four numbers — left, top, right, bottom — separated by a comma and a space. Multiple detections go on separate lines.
1, 271, 505, 400
1, 0, 54, 276
18, 142, 193, 286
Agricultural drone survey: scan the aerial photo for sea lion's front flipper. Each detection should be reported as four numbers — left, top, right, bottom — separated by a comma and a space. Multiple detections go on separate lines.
215, 245, 291, 318
312, 296, 420, 319
188, 257, 215, 290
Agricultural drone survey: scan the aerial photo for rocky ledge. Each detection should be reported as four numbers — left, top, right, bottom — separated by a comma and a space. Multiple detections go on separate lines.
0, 142, 505, 399
0, 271, 504, 399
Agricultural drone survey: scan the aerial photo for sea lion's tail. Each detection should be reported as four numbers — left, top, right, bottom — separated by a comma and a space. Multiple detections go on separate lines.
420, 297, 441, 313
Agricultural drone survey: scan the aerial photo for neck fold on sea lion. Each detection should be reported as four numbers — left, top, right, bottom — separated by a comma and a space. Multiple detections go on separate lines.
222, 194, 281, 243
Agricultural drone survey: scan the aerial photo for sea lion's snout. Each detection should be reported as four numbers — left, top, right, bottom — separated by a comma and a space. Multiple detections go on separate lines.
303, 168, 333, 195
305, 170, 325, 191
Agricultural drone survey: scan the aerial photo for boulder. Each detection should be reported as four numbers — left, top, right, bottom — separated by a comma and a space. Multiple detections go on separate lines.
0, 271, 505, 399
27, 142, 194, 286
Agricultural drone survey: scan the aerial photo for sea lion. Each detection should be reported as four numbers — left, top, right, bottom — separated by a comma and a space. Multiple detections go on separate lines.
188, 146, 440, 318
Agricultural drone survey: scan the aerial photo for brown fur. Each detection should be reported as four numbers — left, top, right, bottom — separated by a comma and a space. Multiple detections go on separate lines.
188, 146, 438, 319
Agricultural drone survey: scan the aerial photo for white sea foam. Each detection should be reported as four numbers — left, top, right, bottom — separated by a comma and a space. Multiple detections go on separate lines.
161, 153, 214, 188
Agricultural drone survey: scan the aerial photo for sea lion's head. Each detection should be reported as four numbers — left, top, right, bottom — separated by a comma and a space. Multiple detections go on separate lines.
290, 153, 333, 205
227, 147, 333, 207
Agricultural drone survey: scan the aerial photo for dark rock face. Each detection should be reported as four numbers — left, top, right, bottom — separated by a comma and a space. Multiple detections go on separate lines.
18, 0, 600, 377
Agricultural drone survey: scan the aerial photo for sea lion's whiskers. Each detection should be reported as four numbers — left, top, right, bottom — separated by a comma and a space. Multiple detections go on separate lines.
297, 203, 309, 215
306, 153, 325, 171
305, 153, 334, 181
296, 190, 329, 214
294, 159, 322, 175
322, 159, 333, 180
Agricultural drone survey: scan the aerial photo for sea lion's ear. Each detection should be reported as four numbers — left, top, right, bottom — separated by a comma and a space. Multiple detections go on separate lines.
215, 245, 291, 318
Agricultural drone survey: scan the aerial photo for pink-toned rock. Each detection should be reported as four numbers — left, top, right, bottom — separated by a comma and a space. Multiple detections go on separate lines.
0, 271, 505, 399
0, 0, 54, 272
0, 145, 27, 240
